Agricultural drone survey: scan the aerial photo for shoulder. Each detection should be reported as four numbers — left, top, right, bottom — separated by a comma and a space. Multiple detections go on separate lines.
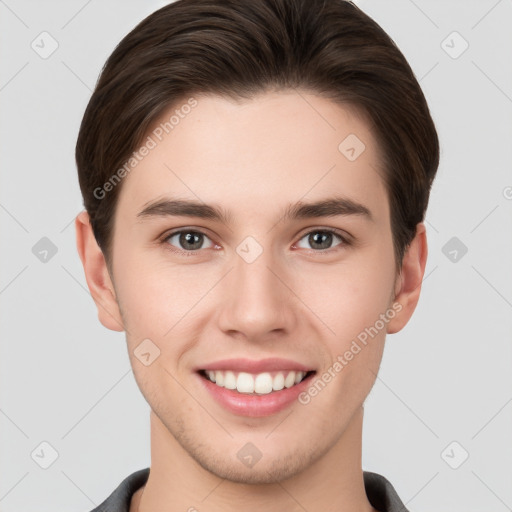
363, 471, 410, 512
87, 467, 150, 512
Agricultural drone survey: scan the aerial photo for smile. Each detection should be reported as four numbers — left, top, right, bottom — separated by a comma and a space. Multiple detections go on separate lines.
199, 369, 314, 395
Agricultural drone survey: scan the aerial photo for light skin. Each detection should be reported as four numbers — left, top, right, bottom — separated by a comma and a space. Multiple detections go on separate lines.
76, 90, 427, 512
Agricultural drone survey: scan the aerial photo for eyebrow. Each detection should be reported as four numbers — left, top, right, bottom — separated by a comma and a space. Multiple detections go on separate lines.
136, 196, 373, 224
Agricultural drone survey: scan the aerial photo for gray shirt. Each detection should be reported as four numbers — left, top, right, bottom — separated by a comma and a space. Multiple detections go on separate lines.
88, 468, 410, 512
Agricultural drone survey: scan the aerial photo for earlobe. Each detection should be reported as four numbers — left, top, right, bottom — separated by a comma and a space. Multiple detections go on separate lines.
75, 211, 125, 332
386, 222, 428, 335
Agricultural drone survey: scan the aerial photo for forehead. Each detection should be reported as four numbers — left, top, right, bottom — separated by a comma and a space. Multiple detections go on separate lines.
116, 90, 389, 225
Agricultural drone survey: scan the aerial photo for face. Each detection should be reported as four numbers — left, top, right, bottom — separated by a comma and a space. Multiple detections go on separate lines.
88, 90, 408, 484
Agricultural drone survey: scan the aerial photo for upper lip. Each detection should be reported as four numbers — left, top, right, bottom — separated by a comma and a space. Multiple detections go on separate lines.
197, 358, 315, 374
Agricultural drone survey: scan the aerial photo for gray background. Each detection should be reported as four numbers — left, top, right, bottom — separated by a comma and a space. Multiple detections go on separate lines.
1, 0, 511, 511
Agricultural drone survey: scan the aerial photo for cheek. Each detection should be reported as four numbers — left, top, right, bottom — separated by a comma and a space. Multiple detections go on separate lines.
119, 273, 168, 331
114, 254, 218, 360
304, 252, 395, 342
301, 261, 393, 413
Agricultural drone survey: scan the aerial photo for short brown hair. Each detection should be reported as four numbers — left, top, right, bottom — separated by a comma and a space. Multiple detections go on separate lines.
76, 0, 439, 272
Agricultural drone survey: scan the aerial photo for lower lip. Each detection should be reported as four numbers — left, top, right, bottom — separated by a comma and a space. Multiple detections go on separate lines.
197, 372, 315, 418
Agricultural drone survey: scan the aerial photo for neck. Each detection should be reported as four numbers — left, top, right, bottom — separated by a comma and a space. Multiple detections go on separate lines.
132, 407, 376, 512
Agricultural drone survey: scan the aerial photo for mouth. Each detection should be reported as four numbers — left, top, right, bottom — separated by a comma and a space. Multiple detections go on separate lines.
198, 369, 316, 395
194, 357, 318, 417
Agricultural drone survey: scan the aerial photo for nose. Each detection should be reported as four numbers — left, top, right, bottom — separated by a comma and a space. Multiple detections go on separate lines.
216, 243, 297, 342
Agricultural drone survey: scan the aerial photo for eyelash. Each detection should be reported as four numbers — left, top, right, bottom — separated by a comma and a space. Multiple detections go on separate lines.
160, 227, 352, 257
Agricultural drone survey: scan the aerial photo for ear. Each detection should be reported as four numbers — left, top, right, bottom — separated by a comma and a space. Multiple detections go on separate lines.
75, 210, 125, 332
386, 222, 428, 335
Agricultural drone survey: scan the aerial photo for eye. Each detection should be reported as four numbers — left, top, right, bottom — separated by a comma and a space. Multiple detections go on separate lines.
294, 229, 348, 251
163, 230, 216, 253
161, 227, 350, 256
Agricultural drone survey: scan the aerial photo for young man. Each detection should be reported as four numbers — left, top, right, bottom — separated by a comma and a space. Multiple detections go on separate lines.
74, 0, 439, 510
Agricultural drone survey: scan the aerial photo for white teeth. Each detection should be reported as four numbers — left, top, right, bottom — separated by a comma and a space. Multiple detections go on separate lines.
224, 371, 237, 390
204, 370, 308, 394
254, 373, 273, 394
273, 372, 285, 391
284, 371, 296, 388
237, 372, 254, 393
